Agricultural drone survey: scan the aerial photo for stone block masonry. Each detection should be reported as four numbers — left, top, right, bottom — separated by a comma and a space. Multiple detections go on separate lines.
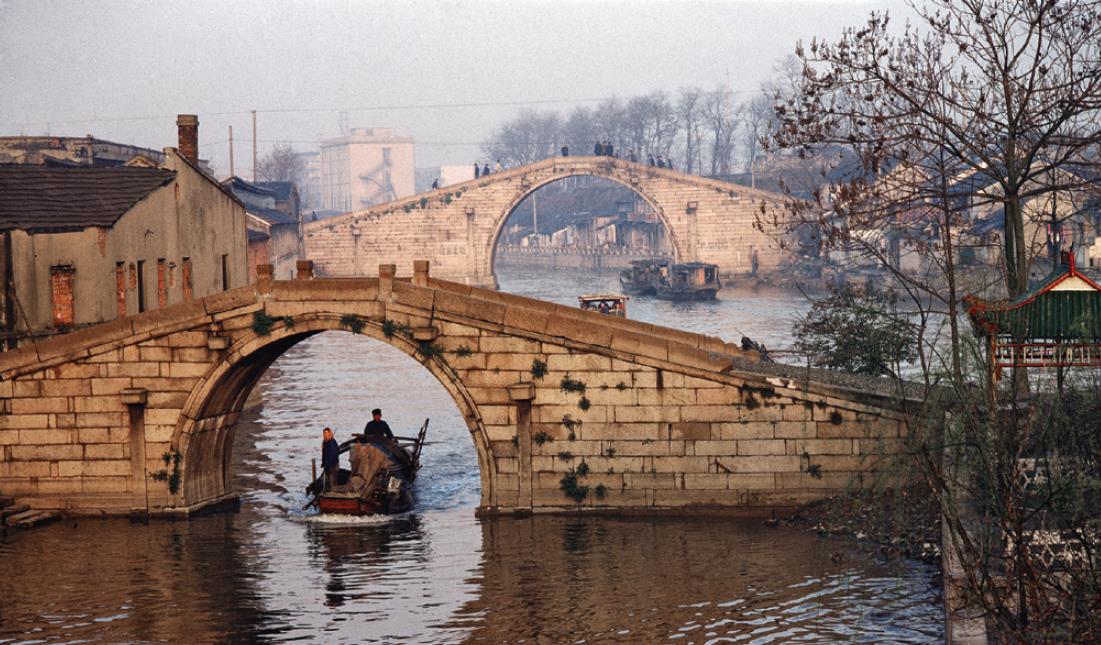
304, 156, 796, 287
0, 261, 910, 517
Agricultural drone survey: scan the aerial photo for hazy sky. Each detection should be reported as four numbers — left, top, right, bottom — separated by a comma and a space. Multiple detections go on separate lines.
0, 0, 912, 174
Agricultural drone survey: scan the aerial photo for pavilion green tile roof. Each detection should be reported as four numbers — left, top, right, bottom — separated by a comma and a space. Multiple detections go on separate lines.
966, 254, 1101, 341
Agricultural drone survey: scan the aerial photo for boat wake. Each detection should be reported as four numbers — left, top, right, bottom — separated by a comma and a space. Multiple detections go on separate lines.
299, 511, 411, 525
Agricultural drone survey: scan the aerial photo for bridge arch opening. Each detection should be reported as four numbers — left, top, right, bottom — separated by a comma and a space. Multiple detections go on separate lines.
172, 315, 490, 513
488, 173, 680, 287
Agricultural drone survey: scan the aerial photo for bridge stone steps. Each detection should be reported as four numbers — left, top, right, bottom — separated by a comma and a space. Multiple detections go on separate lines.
4, 509, 59, 529
1, 503, 30, 519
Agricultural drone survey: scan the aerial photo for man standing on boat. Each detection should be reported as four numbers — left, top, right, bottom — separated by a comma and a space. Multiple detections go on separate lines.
362, 409, 394, 440
321, 427, 340, 491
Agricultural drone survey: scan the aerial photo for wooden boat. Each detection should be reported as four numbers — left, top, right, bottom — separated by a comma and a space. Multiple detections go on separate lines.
618, 259, 668, 295
653, 262, 722, 301
578, 294, 628, 318
305, 419, 428, 516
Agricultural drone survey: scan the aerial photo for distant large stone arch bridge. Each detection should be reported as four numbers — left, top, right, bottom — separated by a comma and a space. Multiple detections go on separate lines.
305, 157, 793, 288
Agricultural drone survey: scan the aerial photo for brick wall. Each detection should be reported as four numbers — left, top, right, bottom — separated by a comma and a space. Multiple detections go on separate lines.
49, 266, 75, 329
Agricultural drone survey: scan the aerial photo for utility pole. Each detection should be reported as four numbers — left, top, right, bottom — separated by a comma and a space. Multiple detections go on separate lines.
251, 110, 258, 182
228, 125, 234, 177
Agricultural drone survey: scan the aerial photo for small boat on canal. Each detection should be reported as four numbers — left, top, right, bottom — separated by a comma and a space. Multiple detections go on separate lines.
579, 294, 629, 318
305, 419, 428, 516
654, 262, 722, 301
618, 259, 669, 295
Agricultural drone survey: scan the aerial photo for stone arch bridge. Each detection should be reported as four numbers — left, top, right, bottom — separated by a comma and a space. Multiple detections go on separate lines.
305, 156, 793, 287
0, 262, 906, 516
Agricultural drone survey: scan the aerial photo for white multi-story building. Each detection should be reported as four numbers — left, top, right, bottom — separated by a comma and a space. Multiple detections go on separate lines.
320, 128, 415, 212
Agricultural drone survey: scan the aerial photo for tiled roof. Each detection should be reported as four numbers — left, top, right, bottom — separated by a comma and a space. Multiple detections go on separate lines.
250, 207, 298, 226
0, 165, 176, 233
255, 181, 295, 201
222, 176, 278, 198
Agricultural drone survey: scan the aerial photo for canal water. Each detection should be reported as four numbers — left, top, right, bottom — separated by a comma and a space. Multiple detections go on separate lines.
0, 266, 943, 644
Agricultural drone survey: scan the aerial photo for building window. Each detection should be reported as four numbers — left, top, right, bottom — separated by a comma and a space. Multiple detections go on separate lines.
136, 260, 146, 313
221, 254, 229, 291
156, 259, 167, 308
49, 265, 76, 329
115, 262, 126, 318
182, 257, 193, 301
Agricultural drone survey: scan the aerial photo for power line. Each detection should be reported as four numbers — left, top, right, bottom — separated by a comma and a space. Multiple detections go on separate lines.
0, 97, 608, 129
0, 90, 763, 129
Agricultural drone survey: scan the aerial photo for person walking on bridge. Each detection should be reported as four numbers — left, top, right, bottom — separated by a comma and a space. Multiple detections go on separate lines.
593, 141, 602, 156
474, 162, 480, 178
495, 159, 502, 173
482, 163, 490, 176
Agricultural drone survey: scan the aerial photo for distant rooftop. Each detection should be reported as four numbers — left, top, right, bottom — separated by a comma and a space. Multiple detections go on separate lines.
321, 128, 415, 146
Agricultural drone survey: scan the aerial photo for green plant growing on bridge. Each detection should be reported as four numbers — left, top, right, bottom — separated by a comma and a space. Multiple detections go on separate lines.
557, 451, 574, 462
604, 446, 616, 458
251, 311, 279, 336
578, 396, 591, 411
560, 376, 586, 394
150, 450, 183, 495
616, 381, 628, 391
453, 344, 473, 357
442, 193, 452, 204
530, 359, 547, 380
533, 431, 552, 446
800, 450, 823, 480
419, 197, 428, 209
559, 468, 589, 504
379, 318, 412, 339
282, 315, 295, 329
575, 461, 590, 476
417, 341, 446, 360
561, 415, 579, 440
403, 204, 411, 214
340, 314, 366, 334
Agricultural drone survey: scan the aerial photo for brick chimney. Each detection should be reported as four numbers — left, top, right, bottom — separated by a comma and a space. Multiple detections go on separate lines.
176, 114, 199, 164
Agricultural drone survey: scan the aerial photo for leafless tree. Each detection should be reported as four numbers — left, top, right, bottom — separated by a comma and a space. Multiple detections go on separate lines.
677, 87, 705, 174
771, 0, 1101, 299
256, 142, 306, 186
481, 109, 562, 167
702, 85, 740, 176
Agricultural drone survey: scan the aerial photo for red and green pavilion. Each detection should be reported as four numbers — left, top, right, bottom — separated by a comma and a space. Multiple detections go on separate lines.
966, 252, 1101, 377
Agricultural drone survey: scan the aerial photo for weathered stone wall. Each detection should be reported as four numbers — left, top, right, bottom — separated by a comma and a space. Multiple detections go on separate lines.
304, 157, 793, 287
0, 264, 904, 516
